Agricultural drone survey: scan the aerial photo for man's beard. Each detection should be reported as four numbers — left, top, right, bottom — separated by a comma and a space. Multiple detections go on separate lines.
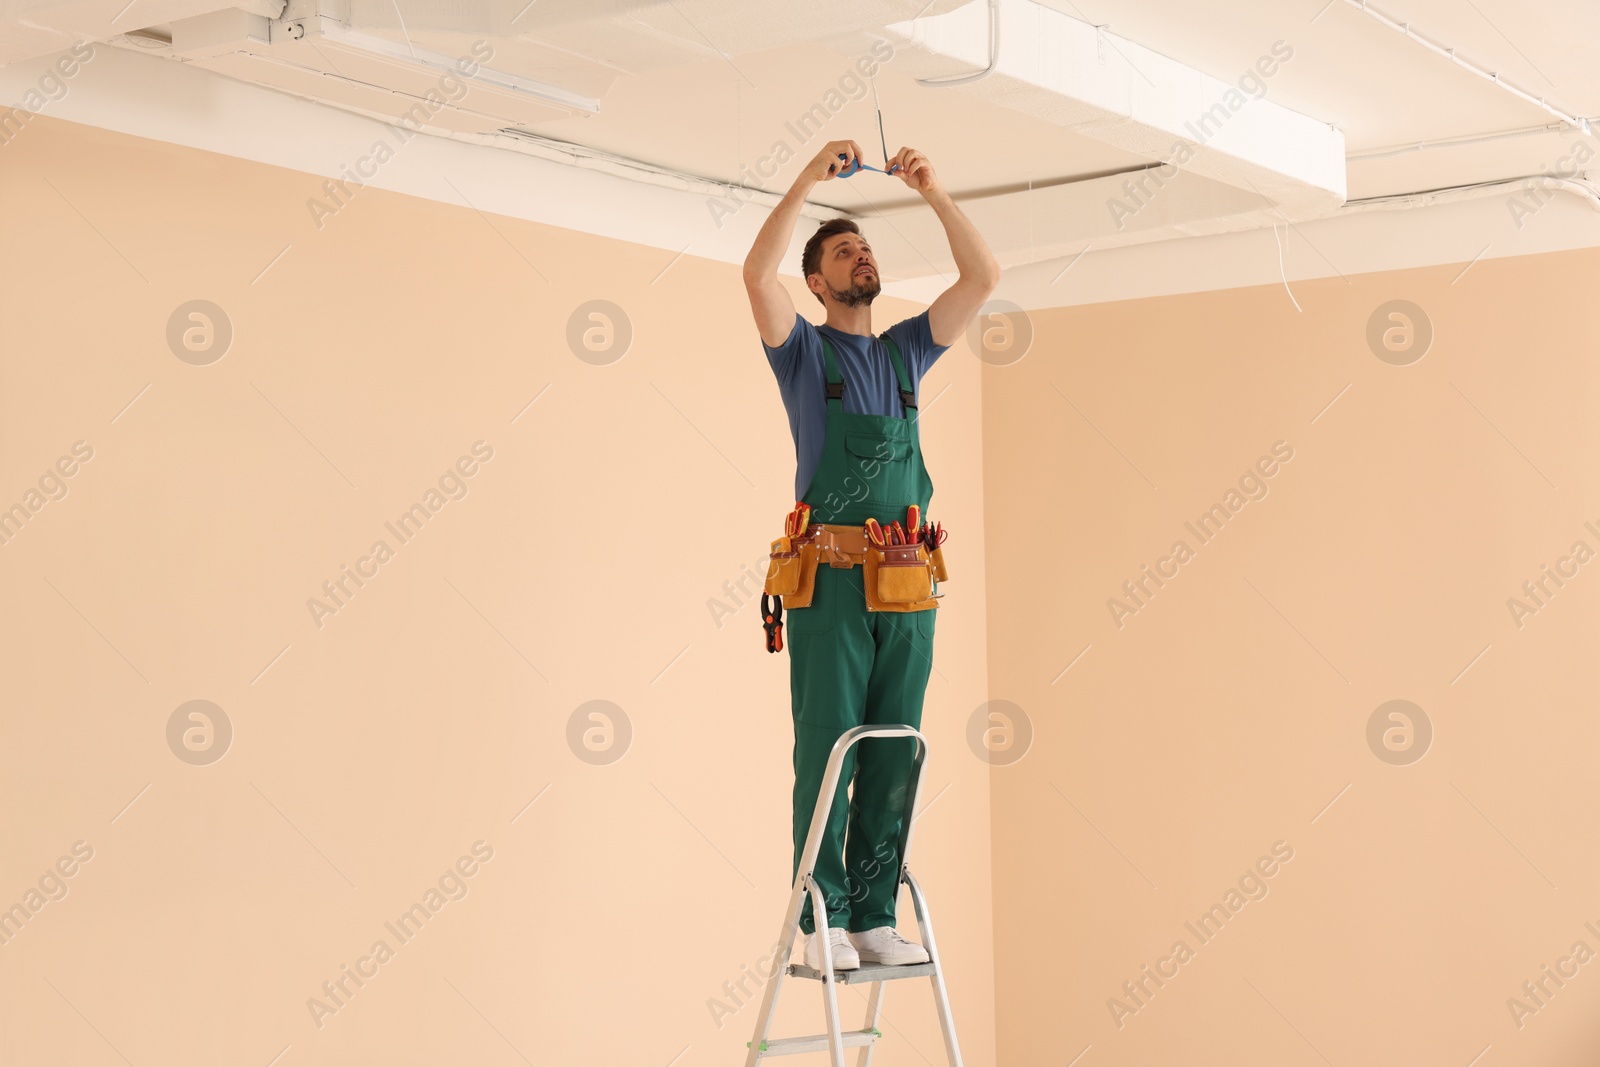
827, 271, 880, 308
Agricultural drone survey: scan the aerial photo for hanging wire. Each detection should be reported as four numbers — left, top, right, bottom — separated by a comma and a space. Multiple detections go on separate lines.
1273, 224, 1302, 313
870, 73, 891, 171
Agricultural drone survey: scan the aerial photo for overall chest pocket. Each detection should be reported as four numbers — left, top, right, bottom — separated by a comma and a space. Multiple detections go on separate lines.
845, 431, 911, 465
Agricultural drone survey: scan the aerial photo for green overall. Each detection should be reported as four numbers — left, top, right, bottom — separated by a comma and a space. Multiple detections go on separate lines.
788, 331, 937, 935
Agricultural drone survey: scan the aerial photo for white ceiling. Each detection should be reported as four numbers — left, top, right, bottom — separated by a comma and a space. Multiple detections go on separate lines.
3, 0, 1598, 303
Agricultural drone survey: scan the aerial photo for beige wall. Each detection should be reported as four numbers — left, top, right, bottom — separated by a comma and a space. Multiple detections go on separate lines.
983, 249, 1600, 1065
0, 117, 995, 1065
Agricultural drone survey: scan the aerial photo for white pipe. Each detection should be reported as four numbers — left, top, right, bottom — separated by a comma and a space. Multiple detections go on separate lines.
239, 88, 848, 225
475, 128, 847, 223
1347, 121, 1573, 162
1335, 174, 1600, 215
309, 15, 601, 113
1342, 0, 1594, 135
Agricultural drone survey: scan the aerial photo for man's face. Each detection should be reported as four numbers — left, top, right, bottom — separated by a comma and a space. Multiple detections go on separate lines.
812, 233, 880, 308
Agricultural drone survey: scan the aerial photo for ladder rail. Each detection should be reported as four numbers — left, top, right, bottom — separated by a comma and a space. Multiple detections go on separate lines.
855, 980, 886, 1067
806, 873, 848, 1067
890, 727, 931, 918
857, 726, 934, 1067
904, 868, 964, 1067
741, 877, 804, 1067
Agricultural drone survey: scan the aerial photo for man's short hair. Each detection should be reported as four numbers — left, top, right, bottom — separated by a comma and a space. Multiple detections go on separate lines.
801, 218, 864, 306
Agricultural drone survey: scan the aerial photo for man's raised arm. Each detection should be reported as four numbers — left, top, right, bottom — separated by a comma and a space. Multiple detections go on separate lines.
884, 148, 1002, 348
743, 139, 866, 349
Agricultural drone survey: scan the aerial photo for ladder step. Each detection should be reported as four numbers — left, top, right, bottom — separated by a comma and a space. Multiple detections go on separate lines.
752, 1029, 880, 1056
786, 960, 940, 984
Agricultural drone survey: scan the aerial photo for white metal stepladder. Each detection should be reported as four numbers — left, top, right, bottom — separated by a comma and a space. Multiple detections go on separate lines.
743, 724, 963, 1066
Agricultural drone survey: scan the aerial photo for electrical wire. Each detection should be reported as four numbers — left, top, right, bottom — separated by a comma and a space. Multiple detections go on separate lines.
870, 73, 891, 171
1272, 224, 1302, 313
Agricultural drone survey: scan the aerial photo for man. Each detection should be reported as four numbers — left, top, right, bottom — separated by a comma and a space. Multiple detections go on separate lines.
742, 139, 1000, 971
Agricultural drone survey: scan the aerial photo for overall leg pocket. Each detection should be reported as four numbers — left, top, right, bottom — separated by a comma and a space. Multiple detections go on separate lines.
785, 561, 836, 636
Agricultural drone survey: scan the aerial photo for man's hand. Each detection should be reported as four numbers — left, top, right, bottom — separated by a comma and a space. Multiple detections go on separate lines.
803, 140, 872, 184
887, 147, 940, 196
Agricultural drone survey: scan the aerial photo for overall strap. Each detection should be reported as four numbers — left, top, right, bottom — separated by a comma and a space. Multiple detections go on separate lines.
820, 335, 845, 410
881, 334, 917, 419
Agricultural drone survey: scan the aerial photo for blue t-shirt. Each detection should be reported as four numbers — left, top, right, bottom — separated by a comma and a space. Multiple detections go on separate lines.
763, 309, 950, 501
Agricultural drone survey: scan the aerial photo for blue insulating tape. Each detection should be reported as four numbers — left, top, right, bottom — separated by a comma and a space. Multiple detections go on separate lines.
835, 155, 899, 178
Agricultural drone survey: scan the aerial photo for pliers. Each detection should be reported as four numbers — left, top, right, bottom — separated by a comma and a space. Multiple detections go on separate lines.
762, 593, 784, 653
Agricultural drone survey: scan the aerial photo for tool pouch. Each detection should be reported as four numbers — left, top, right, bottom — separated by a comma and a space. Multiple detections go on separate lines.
930, 544, 949, 584
763, 536, 800, 597
864, 540, 936, 611
765, 535, 821, 610
784, 542, 820, 609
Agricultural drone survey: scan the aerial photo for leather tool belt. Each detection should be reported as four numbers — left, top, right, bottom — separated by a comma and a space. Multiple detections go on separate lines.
763, 523, 947, 614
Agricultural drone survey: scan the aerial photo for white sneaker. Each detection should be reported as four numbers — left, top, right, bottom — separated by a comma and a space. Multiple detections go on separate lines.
848, 926, 929, 966
804, 927, 860, 971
